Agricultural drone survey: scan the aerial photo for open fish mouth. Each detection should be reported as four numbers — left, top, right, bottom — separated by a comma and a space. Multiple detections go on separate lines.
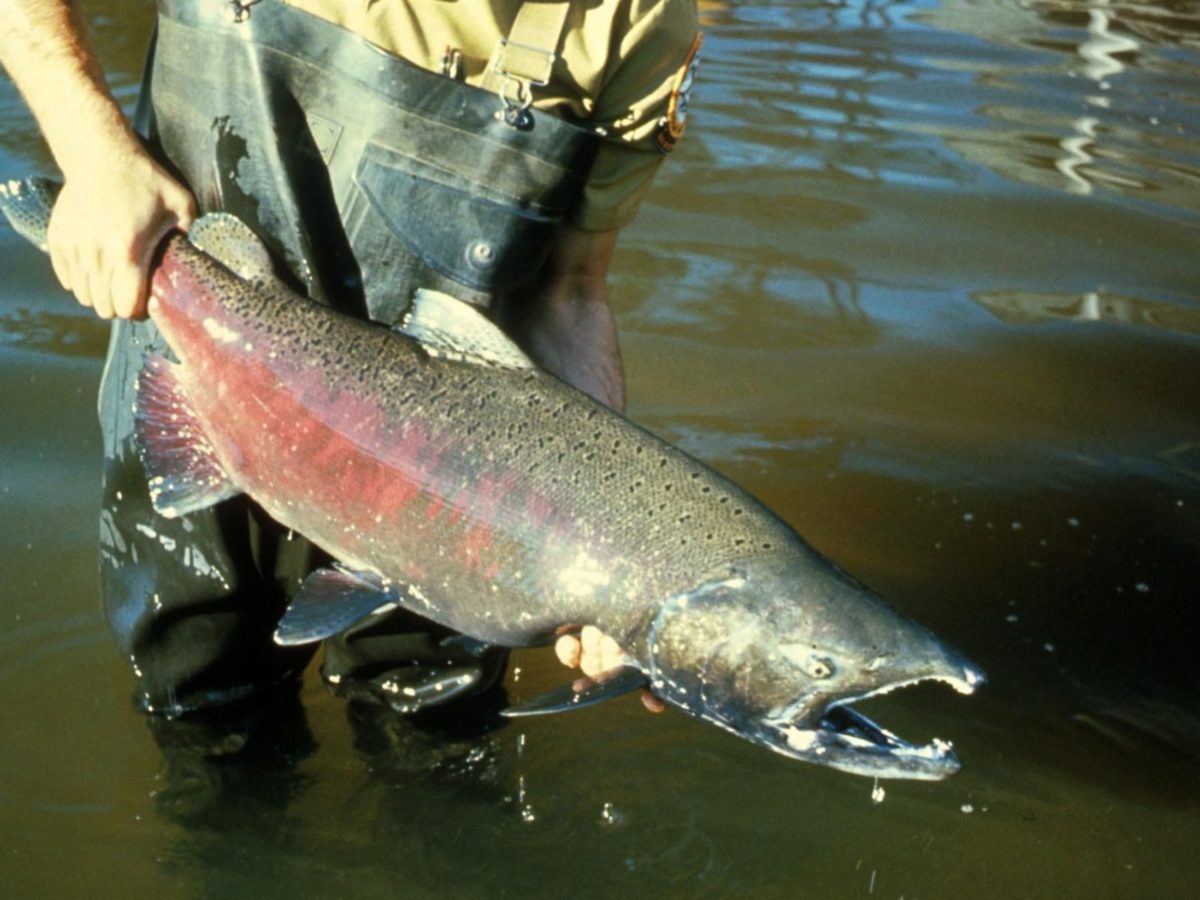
770, 670, 983, 781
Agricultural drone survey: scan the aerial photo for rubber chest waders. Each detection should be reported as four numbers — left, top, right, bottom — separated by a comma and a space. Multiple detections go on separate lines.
98, 0, 599, 715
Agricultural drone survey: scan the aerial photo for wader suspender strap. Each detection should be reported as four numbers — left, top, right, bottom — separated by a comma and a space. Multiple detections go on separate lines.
481, 1, 572, 126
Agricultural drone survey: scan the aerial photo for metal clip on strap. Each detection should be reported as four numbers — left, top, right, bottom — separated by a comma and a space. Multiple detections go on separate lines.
226, 0, 262, 24
482, 2, 571, 127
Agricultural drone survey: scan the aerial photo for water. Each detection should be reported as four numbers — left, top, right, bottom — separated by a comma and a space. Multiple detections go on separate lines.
2, 0, 1198, 896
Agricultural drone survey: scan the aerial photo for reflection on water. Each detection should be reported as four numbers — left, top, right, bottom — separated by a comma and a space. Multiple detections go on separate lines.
0, 307, 112, 359
2, 0, 1199, 897
915, 0, 1200, 209
973, 287, 1200, 335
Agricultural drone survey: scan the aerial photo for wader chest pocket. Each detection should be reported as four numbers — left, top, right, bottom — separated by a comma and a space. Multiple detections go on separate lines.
355, 142, 563, 294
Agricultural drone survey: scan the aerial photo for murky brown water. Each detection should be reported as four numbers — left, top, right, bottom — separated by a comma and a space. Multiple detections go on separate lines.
2, 1, 1198, 897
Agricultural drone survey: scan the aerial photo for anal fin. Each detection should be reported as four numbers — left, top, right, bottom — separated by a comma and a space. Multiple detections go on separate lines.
274, 565, 403, 645
134, 353, 238, 518
502, 665, 648, 717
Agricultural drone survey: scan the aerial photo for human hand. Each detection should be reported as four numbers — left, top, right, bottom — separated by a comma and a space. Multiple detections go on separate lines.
47, 150, 195, 319
554, 624, 666, 713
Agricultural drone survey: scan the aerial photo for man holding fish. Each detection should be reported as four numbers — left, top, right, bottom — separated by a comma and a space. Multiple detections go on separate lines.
1, 0, 700, 720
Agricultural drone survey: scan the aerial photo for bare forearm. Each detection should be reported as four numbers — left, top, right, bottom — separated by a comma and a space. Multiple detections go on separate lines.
499, 225, 627, 412
531, 273, 626, 413
1, 2, 194, 319
0, 1, 140, 177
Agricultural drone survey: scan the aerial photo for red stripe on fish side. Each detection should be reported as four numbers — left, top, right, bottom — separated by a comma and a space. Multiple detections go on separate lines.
147, 246, 581, 593
146, 268, 435, 552
151, 311, 516, 580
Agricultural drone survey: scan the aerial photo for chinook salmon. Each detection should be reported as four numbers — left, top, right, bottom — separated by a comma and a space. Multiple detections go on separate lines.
2, 176, 984, 780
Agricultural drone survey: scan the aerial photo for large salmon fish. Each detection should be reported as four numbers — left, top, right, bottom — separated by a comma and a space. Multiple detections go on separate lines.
1, 177, 983, 780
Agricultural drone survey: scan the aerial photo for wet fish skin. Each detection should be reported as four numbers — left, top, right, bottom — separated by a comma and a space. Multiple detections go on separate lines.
0, 177, 984, 780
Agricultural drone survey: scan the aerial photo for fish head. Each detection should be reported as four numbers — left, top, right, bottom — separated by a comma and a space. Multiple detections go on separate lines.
645, 553, 985, 780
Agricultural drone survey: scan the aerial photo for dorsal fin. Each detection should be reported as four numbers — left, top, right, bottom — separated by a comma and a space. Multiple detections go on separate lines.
188, 213, 277, 284
398, 288, 535, 370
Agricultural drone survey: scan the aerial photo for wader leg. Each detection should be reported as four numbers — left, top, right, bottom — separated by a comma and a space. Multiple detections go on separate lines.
322, 609, 508, 715
147, 686, 316, 823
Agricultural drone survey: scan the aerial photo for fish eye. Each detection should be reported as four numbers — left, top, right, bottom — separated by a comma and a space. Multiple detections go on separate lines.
805, 656, 835, 679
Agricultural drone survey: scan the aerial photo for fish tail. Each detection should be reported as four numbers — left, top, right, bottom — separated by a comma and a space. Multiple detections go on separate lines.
0, 176, 61, 253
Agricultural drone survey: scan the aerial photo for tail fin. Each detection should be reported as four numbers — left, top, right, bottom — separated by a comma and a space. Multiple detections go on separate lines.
0, 176, 61, 252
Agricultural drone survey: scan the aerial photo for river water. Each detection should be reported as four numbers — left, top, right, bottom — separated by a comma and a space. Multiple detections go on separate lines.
2, 1, 1198, 897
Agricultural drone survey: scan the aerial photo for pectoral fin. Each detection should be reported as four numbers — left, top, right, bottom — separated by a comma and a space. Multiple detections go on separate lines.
274, 565, 403, 645
502, 666, 648, 718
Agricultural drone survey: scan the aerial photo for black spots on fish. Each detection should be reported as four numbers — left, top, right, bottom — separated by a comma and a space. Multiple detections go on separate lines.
476, 388, 501, 411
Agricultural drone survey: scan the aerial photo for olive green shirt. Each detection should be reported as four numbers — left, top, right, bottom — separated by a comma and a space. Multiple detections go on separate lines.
284, 0, 701, 230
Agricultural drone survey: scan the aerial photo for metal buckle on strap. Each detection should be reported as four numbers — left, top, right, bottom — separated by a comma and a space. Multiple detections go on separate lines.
226, 0, 261, 24
488, 38, 555, 128
497, 75, 538, 128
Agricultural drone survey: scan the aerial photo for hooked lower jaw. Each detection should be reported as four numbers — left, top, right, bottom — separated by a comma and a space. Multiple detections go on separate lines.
768, 667, 985, 781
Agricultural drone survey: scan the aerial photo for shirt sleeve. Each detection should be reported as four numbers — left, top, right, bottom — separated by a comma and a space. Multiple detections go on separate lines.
571, 0, 702, 231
